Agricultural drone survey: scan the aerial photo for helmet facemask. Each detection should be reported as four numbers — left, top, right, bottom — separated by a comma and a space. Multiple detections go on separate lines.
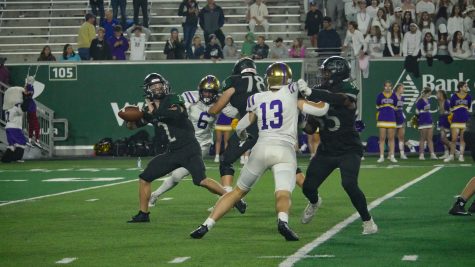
199, 89, 218, 105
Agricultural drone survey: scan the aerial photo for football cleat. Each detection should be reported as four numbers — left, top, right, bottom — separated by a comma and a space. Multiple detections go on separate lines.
301, 196, 322, 224
234, 199, 247, 214
277, 219, 299, 241
190, 225, 209, 239
448, 200, 471, 216
127, 210, 150, 223
362, 218, 378, 235
148, 193, 159, 208
468, 201, 475, 213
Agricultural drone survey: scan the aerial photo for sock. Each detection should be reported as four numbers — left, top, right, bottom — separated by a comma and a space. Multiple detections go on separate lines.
153, 178, 178, 197
456, 196, 467, 207
459, 145, 465, 154
278, 212, 289, 223
203, 218, 215, 229
223, 186, 232, 193
399, 142, 405, 154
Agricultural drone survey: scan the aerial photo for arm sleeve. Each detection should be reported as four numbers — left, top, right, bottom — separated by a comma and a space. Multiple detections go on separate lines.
307, 88, 349, 106
302, 102, 329, 116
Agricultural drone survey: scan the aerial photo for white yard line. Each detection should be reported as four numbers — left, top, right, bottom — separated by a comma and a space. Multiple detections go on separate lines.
0, 179, 136, 207
402, 255, 419, 261
55, 257, 77, 264
279, 166, 442, 267
168, 257, 191, 263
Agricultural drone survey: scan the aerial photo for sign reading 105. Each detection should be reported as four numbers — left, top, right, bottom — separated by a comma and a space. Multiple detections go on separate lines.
49, 65, 77, 81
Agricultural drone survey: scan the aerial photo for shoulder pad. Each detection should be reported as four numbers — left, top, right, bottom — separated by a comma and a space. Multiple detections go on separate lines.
167, 94, 185, 105
342, 81, 359, 100
221, 76, 237, 92
181, 91, 199, 104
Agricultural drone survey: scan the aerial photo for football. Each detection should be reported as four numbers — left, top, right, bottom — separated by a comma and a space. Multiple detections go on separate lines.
118, 106, 143, 122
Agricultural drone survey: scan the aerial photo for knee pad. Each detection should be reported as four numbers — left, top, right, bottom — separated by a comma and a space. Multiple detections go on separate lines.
170, 167, 189, 183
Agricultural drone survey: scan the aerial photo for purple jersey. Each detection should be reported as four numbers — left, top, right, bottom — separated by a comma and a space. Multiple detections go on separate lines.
450, 93, 471, 124
395, 94, 405, 126
376, 92, 397, 127
416, 98, 432, 127
438, 99, 450, 129
25, 84, 37, 112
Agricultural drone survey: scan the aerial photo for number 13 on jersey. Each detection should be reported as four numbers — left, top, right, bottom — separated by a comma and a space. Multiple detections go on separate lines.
259, 100, 283, 130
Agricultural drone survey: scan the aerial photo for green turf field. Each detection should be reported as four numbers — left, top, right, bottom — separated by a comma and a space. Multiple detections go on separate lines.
0, 157, 473, 267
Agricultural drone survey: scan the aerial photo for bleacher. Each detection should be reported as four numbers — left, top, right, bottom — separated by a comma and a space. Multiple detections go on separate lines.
0, 0, 304, 62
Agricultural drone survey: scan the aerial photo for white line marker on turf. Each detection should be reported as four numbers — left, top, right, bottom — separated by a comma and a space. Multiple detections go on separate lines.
160, 197, 173, 201
279, 167, 442, 267
168, 257, 191, 263
0, 179, 27, 182
55, 257, 77, 264
0, 179, 136, 207
86, 199, 99, 202
260, 255, 335, 259
77, 168, 100, 172
30, 169, 51, 172
402, 255, 418, 261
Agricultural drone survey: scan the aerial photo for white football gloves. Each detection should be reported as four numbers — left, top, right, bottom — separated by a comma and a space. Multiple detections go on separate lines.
297, 79, 312, 97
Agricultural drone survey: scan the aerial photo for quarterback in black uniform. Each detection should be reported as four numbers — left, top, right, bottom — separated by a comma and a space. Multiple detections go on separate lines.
298, 56, 378, 234
127, 73, 243, 223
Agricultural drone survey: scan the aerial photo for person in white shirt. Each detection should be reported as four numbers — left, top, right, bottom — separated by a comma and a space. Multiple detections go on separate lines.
190, 62, 329, 241
357, 1, 372, 35
366, 25, 387, 57
128, 26, 149, 60
367, 0, 383, 18
449, 30, 472, 58
248, 0, 270, 35
402, 23, 422, 76
416, 0, 436, 20
418, 11, 436, 38
448, 4, 465, 38
385, 22, 404, 56
420, 32, 438, 65
462, 5, 475, 39
345, 0, 360, 23
384, 0, 396, 26
372, 8, 389, 34
343, 20, 368, 57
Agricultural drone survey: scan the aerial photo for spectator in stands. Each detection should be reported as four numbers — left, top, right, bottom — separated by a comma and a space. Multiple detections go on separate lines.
270, 37, 288, 59
125, 23, 151, 39
305, 2, 324, 47
111, 0, 127, 29
90, 0, 105, 22
327, 0, 345, 30
241, 31, 256, 57
384, 22, 403, 56
310, 0, 324, 10
90, 27, 112, 60
77, 13, 96, 60
448, 5, 465, 37
164, 28, 186, 59
60, 44, 81, 61
357, 1, 372, 35
343, 21, 367, 57
367, 0, 382, 18
435, 24, 454, 63
345, 0, 360, 23
204, 34, 223, 61
289, 37, 306, 58
251, 35, 269, 59
128, 26, 149, 60
248, 0, 270, 37
401, 0, 416, 19
366, 25, 386, 57
179, 0, 200, 59
133, 0, 149, 27
436, 0, 453, 16
101, 10, 119, 40
401, 10, 414, 34
434, 6, 449, 34
449, 30, 472, 58
383, 0, 395, 25
418, 11, 436, 38
402, 23, 421, 77
372, 8, 389, 35
392, 7, 404, 28
0, 57, 9, 86
199, 0, 226, 48
463, 5, 475, 39
416, 0, 435, 20
421, 32, 437, 65
317, 16, 342, 54
223, 35, 238, 59
108, 25, 129, 60
188, 35, 205, 59
37, 45, 56, 61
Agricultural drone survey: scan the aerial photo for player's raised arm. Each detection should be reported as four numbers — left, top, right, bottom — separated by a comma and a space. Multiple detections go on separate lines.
297, 99, 329, 116
208, 85, 235, 115
235, 112, 256, 140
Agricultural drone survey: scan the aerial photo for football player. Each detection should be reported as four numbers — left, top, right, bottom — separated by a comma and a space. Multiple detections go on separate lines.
126, 73, 243, 223
206, 58, 306, 207
190, 62, 329, 241
298, 56, 378, 235
147, 75, 237, 207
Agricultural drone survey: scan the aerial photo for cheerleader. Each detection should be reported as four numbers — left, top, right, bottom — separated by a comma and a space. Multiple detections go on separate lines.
394, 83, 407, 159
445, 81, 472, 162
436, 89, 451, 159
214, 113, 233, 163
415, 87, 438, 160
376, 81, 398, 163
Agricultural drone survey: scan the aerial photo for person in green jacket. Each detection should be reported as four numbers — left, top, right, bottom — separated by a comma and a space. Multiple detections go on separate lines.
240, 31, 255, 58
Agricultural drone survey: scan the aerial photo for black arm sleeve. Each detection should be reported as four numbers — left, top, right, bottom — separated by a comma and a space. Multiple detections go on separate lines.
307, 88, 348, 106
154, 103, 187, 121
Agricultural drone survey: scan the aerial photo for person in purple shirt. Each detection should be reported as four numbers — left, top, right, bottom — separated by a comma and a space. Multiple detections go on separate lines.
23, 77, 41, 147
415, 87, 437, 160
394, 83, 407, 159
376, 81, 398, 163
436, 89, 451, 160
445, 81, 472, 162
108, 25, 129, 60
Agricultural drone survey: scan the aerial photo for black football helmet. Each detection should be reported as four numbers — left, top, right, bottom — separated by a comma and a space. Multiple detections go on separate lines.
232, 57, 257, 75
320, 56, 351, 85
198, 75, 220, 105
143, 73, 170, 100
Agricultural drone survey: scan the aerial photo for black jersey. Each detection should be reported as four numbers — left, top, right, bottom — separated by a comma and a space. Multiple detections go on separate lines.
140, 94, 198, 151
306, 81, 363, 156
221, 74, 266, 118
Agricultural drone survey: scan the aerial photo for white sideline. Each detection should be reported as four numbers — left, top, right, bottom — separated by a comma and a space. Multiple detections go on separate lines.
279, 166, 442, 267
0, 179, 136, 207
